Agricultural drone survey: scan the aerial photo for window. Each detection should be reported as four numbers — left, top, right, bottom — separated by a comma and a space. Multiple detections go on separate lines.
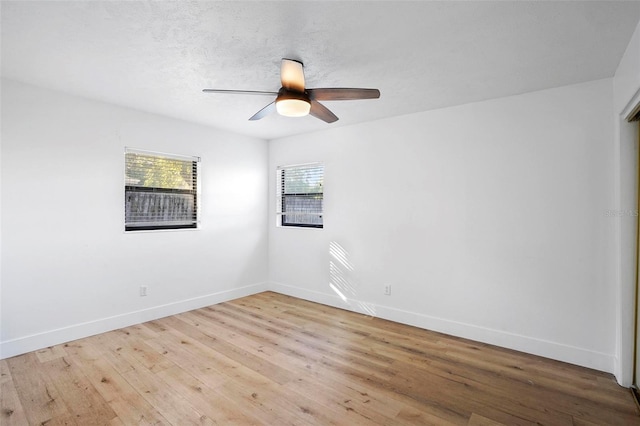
124, 148, 200, 231
277, 163, 324, 228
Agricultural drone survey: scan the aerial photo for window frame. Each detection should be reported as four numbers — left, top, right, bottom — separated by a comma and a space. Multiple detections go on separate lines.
277, 163, 324, 229
124, 148, 201, 232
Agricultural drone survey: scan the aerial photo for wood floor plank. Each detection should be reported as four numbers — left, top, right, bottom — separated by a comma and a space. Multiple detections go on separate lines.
215, 368, 366, 426
40, 356, 117, 425
121, 363, 211, 425
467, 413, 507, 426
2, 291, 638, 425
63, 341, 170, 425
144, 318, 328, 425
434, 346, 639, 423
188, 307, 398, 385
42, 413, 79, 425
142, 328, 237, 389
163, 313, 300, 385
85, 331, 139, 375
5, 353, 68, 425
154, 365, 263, 425
0, 359, 30, 426
209, 302, 397, 370
34, 344, 68, 363
388, 365, 574, 425
99, 328, 175, 374
391, 351, 600, 422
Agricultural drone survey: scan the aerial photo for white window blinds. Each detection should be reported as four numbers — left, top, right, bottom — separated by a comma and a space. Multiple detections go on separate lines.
277, 163, 324, 228
124, 148, 200, 231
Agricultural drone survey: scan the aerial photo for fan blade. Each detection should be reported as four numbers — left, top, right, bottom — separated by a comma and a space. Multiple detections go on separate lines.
281, 59, 305, 92
310, 100, 338, 123
202, 89, 277, 96
308, 88, 380, 101
249, 101, 276, 121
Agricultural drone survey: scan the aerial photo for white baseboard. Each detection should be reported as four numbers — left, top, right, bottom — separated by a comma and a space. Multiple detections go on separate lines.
268, 281, 615, 374
0, 282, 268, 360
2, 281, 615, 374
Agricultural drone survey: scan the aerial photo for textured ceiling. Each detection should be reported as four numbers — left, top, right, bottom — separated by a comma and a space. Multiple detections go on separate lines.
2, 1, 640, 140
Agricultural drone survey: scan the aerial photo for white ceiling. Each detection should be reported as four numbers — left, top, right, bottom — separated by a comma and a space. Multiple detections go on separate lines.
2, 1, 640, 140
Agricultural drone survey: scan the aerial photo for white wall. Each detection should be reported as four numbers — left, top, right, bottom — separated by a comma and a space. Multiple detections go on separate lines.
614, 18, 640, 116
0, 79, 269, 358
613, 18, 640, 386
269, 79, 616, 373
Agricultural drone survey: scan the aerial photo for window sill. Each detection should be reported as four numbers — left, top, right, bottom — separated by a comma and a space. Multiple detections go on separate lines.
123, 226, 201, 234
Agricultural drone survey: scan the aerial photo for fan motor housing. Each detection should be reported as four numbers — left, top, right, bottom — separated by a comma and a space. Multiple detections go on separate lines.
276, 88, 311, 117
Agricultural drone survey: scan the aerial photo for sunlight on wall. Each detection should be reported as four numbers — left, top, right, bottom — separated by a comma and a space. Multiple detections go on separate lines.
329, 241, 376, 317
329, 241, 354, 271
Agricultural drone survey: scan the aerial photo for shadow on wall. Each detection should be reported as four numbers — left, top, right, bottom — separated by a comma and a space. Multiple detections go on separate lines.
328, 241, 377, 317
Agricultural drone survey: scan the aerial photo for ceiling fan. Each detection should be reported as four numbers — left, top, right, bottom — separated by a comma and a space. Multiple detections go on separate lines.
202, 58, 380, 123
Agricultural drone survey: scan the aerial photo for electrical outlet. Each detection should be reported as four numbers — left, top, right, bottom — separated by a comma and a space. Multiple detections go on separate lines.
384, 285, 391, 295
140, 285, 148, 297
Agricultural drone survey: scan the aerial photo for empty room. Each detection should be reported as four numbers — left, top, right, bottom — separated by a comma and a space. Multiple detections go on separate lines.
3, 1, 640, 424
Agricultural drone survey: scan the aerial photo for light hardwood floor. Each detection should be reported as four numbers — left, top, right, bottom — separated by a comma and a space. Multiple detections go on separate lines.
1, 291, 638, 425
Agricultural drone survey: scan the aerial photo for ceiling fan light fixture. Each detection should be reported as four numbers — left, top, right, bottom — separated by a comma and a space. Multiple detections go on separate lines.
276, 89, 311, 117
203, 58, 380, 123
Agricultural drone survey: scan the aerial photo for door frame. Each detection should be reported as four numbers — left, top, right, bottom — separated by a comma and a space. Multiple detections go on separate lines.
616, 88, 640, 387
